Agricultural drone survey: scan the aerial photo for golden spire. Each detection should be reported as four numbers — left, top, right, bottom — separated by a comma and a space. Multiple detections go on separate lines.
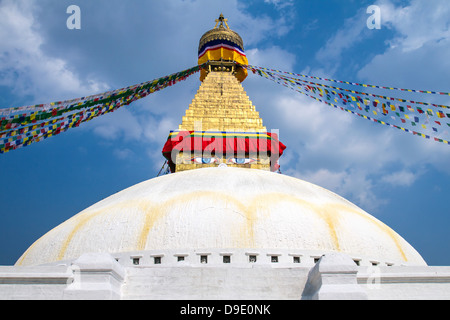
214, 13, 230, 29
198, 14, 248, 82
162, 15, 286, 173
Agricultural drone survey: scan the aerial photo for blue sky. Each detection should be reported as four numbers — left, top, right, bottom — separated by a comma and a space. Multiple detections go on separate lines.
1, 0, 450, 266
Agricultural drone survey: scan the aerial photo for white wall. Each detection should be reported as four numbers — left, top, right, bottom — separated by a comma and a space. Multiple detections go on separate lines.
1, 253, 450, 300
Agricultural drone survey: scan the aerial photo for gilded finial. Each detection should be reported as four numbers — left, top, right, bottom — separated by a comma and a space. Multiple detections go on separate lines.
214, 13, 230, 29
198, 14, 248, 82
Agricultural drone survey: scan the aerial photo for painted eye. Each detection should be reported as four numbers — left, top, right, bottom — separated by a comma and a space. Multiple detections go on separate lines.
192, 157, 219, 164
229, 158, 255, 165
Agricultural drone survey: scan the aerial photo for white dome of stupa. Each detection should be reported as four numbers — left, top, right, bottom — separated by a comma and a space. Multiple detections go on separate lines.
16, 167, 426, 267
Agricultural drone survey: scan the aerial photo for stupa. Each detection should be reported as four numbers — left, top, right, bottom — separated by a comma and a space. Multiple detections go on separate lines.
2, 15, 448, 301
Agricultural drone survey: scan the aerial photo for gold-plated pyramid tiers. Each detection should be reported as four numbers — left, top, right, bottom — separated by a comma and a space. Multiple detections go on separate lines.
179, 71, 266, 132
162, 15, 285, 174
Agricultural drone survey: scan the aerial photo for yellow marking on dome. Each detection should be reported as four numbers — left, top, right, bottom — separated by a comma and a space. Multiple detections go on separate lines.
246, 192, 341, 251
135, 191, 345, 251
57, 200, 149, 261
331, 204, 408, 261
375, 222, 408, 261
16, 239, 39, 266
57, 209, 106, 261
136, 201, 166, 251
136, 191, 255, 250
17, 214, 83, 266
314, 206, 342, 251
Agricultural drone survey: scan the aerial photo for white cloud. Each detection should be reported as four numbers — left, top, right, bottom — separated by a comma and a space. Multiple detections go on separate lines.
315, 7, 369, 73
286, 167, 384, 211
263, 0, 294, 10
232, 3, 293, 43
377, 0, 450, 52
294, 168, 346, 194
113, 148, 134, 160
381, 170, 418, 187
246, 46, 296, 70
359, 0, 450, 92
0, 0, 109, 104
92, 108, 143, 141
143, 116, 179, 144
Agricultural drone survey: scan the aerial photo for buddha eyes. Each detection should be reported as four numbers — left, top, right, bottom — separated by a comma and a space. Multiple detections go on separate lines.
191, 157, 255, 164
192, 157, 220, 164
229, 158, 255, 164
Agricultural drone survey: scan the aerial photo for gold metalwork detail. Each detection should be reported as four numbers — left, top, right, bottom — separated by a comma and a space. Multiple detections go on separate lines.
199, 14, 244, 52
214, 13, 230, 29
179, 71, 266, 132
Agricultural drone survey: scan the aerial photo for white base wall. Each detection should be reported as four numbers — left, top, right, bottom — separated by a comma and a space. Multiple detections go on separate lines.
0, 265, 72, 300
1, 252, 450, 300
123, 266, 310, 300
359, 266, 450, 300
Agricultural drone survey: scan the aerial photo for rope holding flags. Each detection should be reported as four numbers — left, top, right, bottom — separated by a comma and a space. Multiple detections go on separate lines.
243, 64, 450, 146
247, 65, 450, 96
0, 64, 204, 154
2, 61, 449, 154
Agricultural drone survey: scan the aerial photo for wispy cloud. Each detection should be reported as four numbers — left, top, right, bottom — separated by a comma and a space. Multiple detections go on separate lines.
0, 0, 108, 104
359, 0, 450, 92
314, 6, 370, 74
263, 0, 294, 9
381, 170, 419, 187
377, 0, 450, 52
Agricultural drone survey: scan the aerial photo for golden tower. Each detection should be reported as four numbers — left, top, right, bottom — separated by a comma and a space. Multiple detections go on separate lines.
162, 14, 285, 173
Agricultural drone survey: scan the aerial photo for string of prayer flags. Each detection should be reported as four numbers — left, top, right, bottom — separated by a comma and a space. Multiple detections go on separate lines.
0, 65, 204, 154
245, 64, 450, 96
243, 64, 450, 146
